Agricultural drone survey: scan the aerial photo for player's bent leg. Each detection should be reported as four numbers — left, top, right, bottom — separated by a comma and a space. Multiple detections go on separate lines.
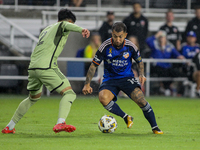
53, 87, 76, 133
3, 73, 44, 134
58, 87, 76, 120
99, 90, 133, 128
99, 89, 114, 106
2, 93, 41, 134
11, 94, 41, 124
130, 88, 163, 134
130, 87, 147, 107
40, 69, 76, 133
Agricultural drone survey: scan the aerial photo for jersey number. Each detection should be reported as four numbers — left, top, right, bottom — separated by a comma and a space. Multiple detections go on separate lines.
37, 31, 47, 46
127, 78, 140, 85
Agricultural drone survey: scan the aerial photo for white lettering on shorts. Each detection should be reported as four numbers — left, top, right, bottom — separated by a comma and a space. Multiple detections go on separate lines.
127, 78, 140, 85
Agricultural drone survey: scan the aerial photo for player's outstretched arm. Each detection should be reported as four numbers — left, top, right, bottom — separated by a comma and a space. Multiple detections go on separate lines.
82, 29, 90, 38
63, 23, 90, 38
138, 61, 146, 86
82, 63, 97, 95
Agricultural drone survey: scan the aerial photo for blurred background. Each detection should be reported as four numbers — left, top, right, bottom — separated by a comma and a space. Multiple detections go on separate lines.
0, 0, 199, 98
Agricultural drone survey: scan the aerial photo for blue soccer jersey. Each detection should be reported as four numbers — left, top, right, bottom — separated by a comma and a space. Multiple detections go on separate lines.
92, 38, 142, 82
181, 43, 200, 59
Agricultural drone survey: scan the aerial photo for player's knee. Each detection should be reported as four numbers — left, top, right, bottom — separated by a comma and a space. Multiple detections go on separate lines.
29, 96, 41, 105
30, 92, 42, 99
60, 86, 73, 95
99, 99, 108, 106
99, 94, 111, 106
134, 96, 147, 107
131, 88, 147, 107
138, 100, 147, 107
63, 89, 76, 103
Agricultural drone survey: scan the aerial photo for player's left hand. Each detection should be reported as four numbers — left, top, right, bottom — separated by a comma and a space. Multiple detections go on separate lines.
139, 75, 146, 86
82, 29, 90, 38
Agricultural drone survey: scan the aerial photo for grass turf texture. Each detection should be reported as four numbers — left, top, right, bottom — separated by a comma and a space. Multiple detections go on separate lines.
0, 95, 200, 150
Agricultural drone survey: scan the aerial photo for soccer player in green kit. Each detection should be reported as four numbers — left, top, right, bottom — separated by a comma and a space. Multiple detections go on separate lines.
1, 8, 90, 134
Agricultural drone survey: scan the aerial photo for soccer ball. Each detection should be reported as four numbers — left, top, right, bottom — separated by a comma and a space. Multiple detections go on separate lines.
98, 115, 117, 133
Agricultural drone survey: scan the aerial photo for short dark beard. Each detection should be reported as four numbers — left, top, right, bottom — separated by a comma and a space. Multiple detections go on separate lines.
113, 42, 123, 49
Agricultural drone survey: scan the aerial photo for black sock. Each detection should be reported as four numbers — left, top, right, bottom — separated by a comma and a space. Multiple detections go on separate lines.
141, 102, 157, 128
104, 101, 127, 118
123, 115, 129, 124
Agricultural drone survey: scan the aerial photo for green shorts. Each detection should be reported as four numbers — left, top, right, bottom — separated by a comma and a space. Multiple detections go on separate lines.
27, 68, 71, 95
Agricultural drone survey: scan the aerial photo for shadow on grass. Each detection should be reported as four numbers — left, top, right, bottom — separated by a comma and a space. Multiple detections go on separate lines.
1, 131, 165, 139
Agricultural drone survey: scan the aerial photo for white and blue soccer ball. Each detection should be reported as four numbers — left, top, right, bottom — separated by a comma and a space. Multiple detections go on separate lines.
98, 115, 117, 133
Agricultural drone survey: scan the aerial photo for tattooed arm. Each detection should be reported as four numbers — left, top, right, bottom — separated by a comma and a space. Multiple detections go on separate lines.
82, 63, 97, 95
85, 63, 97, 85
138, 61, 144, 76
137, 61, 146, 86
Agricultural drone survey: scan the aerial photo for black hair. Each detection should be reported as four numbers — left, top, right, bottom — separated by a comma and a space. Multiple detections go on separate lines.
58, 8, 76, 22
112, 22, 127, 33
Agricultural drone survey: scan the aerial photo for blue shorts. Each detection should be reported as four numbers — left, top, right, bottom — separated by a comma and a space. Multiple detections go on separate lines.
99, 77, 141, 101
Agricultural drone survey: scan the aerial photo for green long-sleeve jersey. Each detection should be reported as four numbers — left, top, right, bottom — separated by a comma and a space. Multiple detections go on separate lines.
28, 21, 83, 70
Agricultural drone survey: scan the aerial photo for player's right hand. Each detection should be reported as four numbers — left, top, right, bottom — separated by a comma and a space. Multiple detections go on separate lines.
139, 75, 146, 86
82, 29, 90, 38
82, 84, 93, 95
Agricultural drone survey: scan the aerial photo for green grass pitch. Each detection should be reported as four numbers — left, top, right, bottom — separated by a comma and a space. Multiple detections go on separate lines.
0, 95, 200, 150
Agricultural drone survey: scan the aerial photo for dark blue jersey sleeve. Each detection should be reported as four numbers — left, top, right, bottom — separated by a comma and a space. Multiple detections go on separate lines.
92, 49, 105, 66
129, 45, 142, 63
132, 49, 142, 63
92, 39, 111, 66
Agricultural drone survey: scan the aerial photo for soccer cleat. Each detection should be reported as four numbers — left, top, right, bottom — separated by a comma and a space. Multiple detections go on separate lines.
152, 127, 163, 134
53, 122, 76, 133
126, 115, 134, 128
1, 126, 16, 134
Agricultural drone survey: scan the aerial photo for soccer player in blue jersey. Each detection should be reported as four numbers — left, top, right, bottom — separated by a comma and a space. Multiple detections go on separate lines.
82, 22, 163, 134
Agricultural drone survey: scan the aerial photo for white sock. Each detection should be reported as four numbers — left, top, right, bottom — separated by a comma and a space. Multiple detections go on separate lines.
57, 118, 65, 124
152, 126, 158, 130
7, 120, 16, 130
123, 114, 128, 119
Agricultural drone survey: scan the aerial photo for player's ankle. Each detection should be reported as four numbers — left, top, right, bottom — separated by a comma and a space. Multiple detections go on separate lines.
123, 114, 128, 124
7, 120, 16, 130
57, 118, 65, 124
